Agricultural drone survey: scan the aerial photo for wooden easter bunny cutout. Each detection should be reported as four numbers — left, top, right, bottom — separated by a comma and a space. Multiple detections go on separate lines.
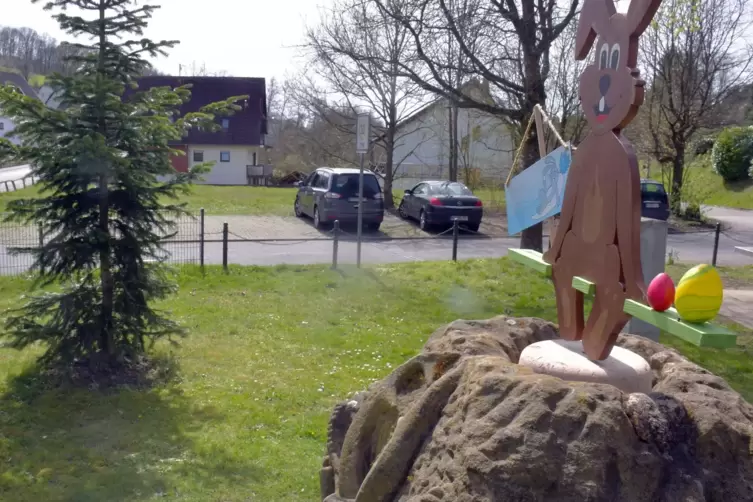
543, 0, 662, 360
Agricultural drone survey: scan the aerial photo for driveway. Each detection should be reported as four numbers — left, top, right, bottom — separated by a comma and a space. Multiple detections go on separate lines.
201, 213, 516, 240
704, 206, 753, 233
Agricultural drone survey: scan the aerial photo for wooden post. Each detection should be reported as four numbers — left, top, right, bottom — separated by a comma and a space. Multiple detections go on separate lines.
222, 222, 228, 272
199, 208, 205, 270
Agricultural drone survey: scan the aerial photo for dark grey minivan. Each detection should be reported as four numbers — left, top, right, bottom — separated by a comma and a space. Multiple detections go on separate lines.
294, 168, 385, 231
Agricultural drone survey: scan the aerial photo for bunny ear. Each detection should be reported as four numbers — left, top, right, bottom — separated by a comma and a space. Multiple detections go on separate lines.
626, 0, 662, 38
575, 0, 617, 60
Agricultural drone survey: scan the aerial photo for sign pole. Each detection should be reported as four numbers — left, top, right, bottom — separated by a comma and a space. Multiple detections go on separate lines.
357, 152, 364, 268
355, 113, 370, 269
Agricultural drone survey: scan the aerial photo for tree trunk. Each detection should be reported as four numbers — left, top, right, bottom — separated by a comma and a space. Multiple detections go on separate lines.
519, 129, 544, 251
97, 5, 114, 365
384, 130, 395, 209
671, 145, 685, 215
518, 31, 546, 251
99, 176, 114, 361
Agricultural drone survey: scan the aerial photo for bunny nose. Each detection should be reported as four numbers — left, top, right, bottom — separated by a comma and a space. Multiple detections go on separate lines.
599, 75, 611, 95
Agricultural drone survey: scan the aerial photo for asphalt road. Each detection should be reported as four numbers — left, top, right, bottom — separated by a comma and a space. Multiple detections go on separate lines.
1, 218, 750, 273
184, 229, 752, 267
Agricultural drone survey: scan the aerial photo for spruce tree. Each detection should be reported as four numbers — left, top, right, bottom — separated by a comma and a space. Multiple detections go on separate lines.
0, 0, 245, 375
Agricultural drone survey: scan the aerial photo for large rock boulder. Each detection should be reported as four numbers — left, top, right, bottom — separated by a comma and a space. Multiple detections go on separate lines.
320, 316, 753, 502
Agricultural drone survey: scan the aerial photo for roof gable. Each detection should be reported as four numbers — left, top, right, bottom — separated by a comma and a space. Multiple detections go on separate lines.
130, 76, 268, 147
394, 79, 495, 133
0, 72, 39, 100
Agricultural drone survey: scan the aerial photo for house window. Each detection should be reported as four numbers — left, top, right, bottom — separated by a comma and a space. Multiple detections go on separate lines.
252, 152, 257, 165
220, 151, 231, 163
193, 150, 204, 162
221, 118, 230, 130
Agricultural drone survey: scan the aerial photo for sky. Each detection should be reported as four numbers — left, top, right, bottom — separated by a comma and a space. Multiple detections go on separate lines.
2, 0, 333, 81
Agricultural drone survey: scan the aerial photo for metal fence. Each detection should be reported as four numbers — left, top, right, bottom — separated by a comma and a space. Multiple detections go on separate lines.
0, 206, 751, 275
0, 211, 202, 276
0, 208, 493, 275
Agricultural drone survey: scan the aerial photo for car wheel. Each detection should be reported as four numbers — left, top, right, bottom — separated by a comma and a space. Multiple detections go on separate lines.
294, 196, 303, 218
368, 222, 381, 232
419, 210, 430, 231
467, 222, 480, 233
313, 206, 323, 229
398, 201, 408, 219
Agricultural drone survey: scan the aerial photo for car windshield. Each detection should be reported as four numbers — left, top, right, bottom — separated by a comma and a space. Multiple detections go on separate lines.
331, 173, 382, 197
641, 182, 666, 194
434, 182, 473, 196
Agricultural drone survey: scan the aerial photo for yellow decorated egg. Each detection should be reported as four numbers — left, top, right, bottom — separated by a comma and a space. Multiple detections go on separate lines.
674, 264, 723, 323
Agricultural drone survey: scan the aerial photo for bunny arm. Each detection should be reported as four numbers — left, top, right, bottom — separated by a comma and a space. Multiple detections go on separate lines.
543, 153, 581, 263
615, 156, 646, 300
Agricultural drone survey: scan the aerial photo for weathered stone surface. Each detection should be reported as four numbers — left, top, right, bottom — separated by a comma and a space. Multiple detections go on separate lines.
321, 316, 753, 502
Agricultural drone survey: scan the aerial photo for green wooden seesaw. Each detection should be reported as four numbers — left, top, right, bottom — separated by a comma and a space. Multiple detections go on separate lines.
508, 248, 738, 349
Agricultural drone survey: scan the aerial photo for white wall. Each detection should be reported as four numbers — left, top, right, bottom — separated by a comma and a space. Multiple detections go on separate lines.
0, 117, 19, 145
188, 145, 257, 185
391, 97, 515, 187
38, 85, 63, 110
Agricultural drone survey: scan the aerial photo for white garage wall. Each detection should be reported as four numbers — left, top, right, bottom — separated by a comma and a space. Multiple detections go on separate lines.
0, 117, 20, 145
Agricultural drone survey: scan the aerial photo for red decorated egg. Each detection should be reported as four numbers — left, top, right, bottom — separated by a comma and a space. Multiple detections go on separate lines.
646, 273, 675, 312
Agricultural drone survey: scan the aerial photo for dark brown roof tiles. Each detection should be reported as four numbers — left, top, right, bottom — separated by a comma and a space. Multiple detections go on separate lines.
132, 76, 267, 147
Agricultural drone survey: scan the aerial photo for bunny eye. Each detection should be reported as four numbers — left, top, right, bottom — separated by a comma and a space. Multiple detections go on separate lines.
610, 44, 621, 69
599, 43, 609, 69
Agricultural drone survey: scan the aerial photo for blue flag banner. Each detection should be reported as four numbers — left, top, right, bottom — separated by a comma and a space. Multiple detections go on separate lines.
505, 145, 572, 236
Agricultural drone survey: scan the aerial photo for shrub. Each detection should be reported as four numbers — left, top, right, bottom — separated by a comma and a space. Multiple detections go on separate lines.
684, 204, 703, 221
712, 126, 753, 182
693, 136, 716, 156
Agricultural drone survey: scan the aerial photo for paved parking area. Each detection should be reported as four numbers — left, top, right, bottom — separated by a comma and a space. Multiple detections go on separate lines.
201, 213, 514, 240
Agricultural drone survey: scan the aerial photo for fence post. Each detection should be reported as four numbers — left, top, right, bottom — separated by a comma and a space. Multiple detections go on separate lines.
712, 222, 721, 267
38, 223, 44, 248
11, 180, 16, 191
452, 220, 459, 262
332, 220, 340, 270
222, 222, 228, 272
22, 178, 26, 188
199, 208, 205, 270
3, 181, 8, 192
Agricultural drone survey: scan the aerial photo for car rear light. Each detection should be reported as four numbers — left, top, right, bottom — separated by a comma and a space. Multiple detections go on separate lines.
324, 192, 341, 199
474, 200, 483, 207
429, 197, 443, 206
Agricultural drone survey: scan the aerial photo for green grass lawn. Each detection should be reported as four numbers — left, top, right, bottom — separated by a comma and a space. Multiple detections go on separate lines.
0, 259, 751, 501
666, 263, 753, 289
0, 185, 297, 216
178, 185, 296, 216
1, 184, 505, 217
650, 155, 753, 210
0, 185, 41, 213
685, 157, 753, 209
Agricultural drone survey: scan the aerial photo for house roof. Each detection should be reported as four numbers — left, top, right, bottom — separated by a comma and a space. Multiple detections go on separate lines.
130, 76, 268, 147
0, 72, 38, 99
